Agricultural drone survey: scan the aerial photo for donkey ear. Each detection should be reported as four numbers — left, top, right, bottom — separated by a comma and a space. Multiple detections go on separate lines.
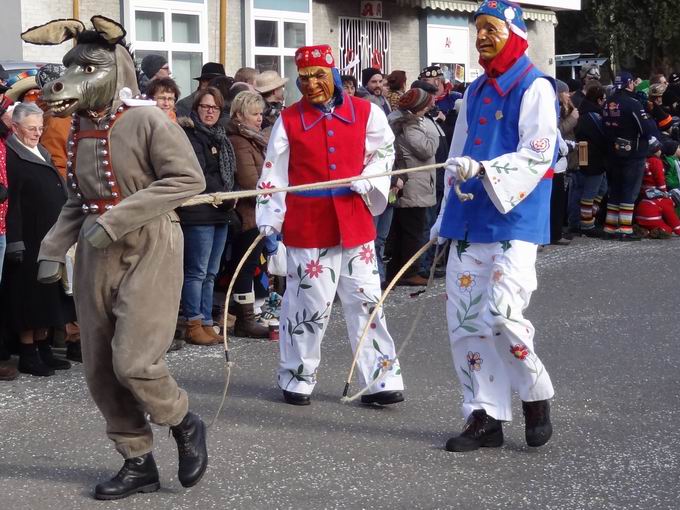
21, 18, 86, 45
91, 15, 127, 45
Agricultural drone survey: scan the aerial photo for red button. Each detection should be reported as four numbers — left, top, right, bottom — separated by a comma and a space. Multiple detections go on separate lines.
474, 138, 482, 145
479, 117, 488, 125
483, 97, 492, 104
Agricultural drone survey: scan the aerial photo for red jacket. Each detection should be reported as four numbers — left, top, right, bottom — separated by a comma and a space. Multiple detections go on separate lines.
280, 95, 376, 248
642, 156, 667, 193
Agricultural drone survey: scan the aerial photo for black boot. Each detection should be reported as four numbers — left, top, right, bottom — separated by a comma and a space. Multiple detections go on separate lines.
523, 399, 553, 447
445, 409, 504, 452
171, 412, 208, 488
18, 343, 54, 377
66, 341, 83, 362
94, 452, 160, 500
360, 390, 404, 406
36, 340, 71, 370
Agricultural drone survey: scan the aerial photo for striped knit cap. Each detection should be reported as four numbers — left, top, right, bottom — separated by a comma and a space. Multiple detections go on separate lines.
399, 87, 433, 113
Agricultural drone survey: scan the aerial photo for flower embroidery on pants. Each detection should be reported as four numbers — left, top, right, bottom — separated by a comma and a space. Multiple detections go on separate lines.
457, 271, 476, 292
359, 245, 375, 264
305, 259, 323, 278
466, 351, 483, 371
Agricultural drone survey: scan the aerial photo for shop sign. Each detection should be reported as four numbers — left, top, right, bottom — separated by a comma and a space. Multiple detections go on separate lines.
360, 1, 383, 19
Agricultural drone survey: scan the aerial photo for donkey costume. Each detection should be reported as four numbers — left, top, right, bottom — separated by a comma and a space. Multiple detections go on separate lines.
23, 17, 208, 499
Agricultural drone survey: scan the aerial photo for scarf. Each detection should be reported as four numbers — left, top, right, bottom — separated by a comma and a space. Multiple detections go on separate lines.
236, 122, 267, 154
190, 111, 236, 192
479, 31, 529, 79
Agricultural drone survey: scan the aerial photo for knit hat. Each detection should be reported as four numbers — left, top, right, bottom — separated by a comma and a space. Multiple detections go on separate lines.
141, 54, 168, 79
651, 104, 673, 130
410, 79, 438, 94
361, 67, 382, 87
399, 87, 433, 113
556, 79, 569, 94
648, 136, 662, 155
475, 0, 527, 40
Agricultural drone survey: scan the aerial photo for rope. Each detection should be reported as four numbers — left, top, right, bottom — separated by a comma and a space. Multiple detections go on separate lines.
207, 232, 264, 428
181, 162, 474, 207
341, 240, 449, 403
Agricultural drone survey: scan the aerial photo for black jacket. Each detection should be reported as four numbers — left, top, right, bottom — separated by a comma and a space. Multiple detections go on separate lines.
575, 98, 608, 175
602, 89, 655, 159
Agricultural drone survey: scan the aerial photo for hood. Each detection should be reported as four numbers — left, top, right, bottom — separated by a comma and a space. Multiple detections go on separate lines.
388, 109, 421, 135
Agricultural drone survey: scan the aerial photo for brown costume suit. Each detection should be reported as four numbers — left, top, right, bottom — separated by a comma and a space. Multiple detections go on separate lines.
38, 45, 205, 458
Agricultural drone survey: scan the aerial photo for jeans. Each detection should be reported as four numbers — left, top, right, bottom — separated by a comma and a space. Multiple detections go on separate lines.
386, 207, 428, 281
0, 235, 5, 284
567, 171, 608, 228
181, 224, 229, 324
373, 206, 394, 283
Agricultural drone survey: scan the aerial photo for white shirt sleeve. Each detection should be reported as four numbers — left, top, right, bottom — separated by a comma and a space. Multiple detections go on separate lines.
480, 78, 558, 214
362, 102, 396, 216
255, 116, 289, 233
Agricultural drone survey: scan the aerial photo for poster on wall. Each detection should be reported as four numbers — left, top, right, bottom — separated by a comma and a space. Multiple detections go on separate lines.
427, 24, 469, 82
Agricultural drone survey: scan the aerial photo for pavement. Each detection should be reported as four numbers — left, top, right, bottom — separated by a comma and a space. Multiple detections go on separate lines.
1, 235, 679, 510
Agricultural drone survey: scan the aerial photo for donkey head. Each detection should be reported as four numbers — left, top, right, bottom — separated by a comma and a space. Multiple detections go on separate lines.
22, 16, 129, 117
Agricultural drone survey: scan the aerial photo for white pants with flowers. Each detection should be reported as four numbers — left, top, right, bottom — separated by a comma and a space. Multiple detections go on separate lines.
445, 239, 554, 421
279, 243, 404, 396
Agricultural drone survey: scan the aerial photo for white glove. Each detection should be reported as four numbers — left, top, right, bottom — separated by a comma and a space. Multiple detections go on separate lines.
429, 215, 447, 245
350, 179, 374, 195
259, 225, 278, 237
445, 156, 482, 182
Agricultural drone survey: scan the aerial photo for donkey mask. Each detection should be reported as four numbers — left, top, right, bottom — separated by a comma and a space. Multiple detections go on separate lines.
21, 16, 140, 118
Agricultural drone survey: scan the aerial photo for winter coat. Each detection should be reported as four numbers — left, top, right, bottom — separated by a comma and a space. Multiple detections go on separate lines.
384, 90, 403, 111
388, 109, 437, 208
575, 98, 608, 176
5, 134, 76, 330
225, 119, 267, 231
177, 115, 235, 225
559, 106, 579, 171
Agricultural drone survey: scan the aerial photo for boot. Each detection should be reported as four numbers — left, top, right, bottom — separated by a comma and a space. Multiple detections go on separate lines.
171, 412, 208, 488
445, 409, 504, 452
185, 319, 219, 346
94, 452, 160, 500
523, 399, 553, 447
202, 324, 222, 342
66, 341, 82, 362
36, 339, 71, 370
233, 293, 269, 338
18, 343, 54, 377
0, 362, 18, 381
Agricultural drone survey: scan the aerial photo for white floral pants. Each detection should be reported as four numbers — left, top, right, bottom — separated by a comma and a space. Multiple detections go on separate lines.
279, 243, 404, 395
445, 239, 554, 421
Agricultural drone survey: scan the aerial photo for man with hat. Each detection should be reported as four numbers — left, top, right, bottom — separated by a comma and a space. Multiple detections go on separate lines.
256, 44, 405, 407
419, 65, 462, 116
572, 64, 601, 108
430, 0, 557, 452
602, 71, 656, 240
175, 62, 225, 117
361, 67, 390, 115
255, 69, 289, 129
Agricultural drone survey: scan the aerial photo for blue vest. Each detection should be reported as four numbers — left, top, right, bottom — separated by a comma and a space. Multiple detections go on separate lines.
440, 55, 558, 245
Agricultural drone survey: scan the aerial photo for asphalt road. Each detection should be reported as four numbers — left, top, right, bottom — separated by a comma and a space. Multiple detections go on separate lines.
1, 236, 679, 510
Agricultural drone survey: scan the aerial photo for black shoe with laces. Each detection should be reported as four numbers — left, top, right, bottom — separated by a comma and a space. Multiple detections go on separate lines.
445, 409, 504, 452
94, 452, 160, 500
523, 399, 553, 447
171, 412, 208, 488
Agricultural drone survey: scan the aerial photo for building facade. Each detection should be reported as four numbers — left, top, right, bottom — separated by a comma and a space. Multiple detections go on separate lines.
1, 0, 580, 101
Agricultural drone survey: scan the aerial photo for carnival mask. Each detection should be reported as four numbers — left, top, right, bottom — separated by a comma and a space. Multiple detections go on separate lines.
475, 14, 510, 60
298, 66, 334, 105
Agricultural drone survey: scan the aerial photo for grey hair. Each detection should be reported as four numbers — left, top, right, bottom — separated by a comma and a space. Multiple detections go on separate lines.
12, 102, 44, 124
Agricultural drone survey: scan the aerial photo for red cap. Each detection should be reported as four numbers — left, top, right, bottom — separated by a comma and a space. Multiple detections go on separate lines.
294, 45, 335, 69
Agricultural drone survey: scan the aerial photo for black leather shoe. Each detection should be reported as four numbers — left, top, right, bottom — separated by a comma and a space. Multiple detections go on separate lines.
171, 412, 208, 488
282, 390, 311, 406
94, 452, 160, 500
445, 409, 504, 452
360, 390, 404, 406
37, 340, 71, 370
523, 399, 553, 447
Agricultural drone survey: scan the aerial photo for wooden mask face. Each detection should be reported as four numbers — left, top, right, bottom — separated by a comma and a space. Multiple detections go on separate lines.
298, 66, 334, 105
475, 14, 510, 60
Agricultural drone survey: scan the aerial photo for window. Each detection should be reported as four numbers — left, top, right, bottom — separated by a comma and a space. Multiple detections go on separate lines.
246, 1, 313, 106
338, 18, 391, 81
127, 0, 208, 100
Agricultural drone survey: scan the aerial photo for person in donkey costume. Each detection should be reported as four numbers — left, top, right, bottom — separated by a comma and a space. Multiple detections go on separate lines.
430, 0, 557, 452
22, 17, 209, 499
256, 45, 405, 406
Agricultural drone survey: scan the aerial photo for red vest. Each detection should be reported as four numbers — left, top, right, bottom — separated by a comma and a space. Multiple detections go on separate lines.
281, 94, 376, 248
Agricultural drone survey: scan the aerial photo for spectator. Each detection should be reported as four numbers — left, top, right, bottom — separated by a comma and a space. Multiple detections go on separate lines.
662, 72, 680, 116
208, 75, 237, 117
224, 82, 254, 117
5, 102, 75, 376
0, 133, 16, 380
254, 70, 288, 130
387, 87, 438, 286
139, 54, 169, 93
147, 77, 181, 122
341, 74, 357, 96
384, 70, 407, 111
572, 64, 601, 108
224, 91, 270, 338
553, 80, 578, 245
418, 65, 462, 115
175, 62, 225, 118
177, 87, 236, 345
234, 67, 257, 86
361, 67, 390, 115
571, 81, 608, 237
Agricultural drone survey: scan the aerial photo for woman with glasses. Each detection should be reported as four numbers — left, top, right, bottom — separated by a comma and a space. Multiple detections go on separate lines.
147, 77, 180, 122
5, 102, 75, 376
178, 87, 236, 345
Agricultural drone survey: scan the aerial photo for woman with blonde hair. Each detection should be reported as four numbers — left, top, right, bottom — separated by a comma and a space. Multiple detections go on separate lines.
223, 91, 269, 337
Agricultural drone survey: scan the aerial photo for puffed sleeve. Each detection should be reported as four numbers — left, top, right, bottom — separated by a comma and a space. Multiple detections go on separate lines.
256, 116, 289, 233
361, 102, 396, 216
